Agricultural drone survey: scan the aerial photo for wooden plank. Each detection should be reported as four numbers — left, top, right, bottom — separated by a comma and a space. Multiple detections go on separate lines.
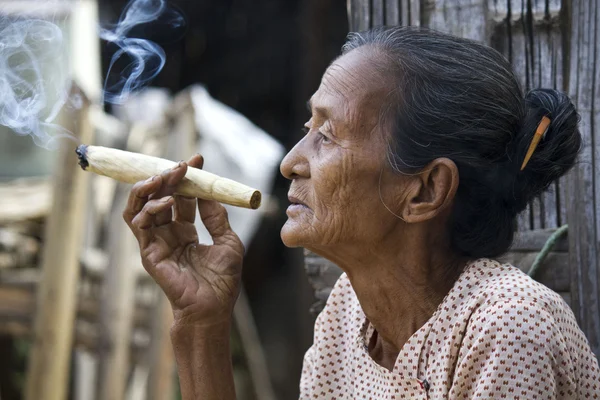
0, 286, 32, 320
533, 19, 561, 229
566, 0, 600, 356
24, 86, 93, 400
96, 185, 138, 400
0, 178, 52, 223
427, 0, 488, 41
304, 249, 343, 314
0, 285, 152, 328
385, 0, 400, 25
233, 289, 277, 400
488, 0, 561, 22
558, 291, 571, 307
400, 0, 409, 26
511, 228, 569, 252
500, 251, 570, 292
349, 0, 370, 31
409, 0, 420, 26
372, 0, 385, 27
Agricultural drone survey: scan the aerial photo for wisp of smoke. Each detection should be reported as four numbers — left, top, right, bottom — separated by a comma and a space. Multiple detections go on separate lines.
100, 0, 184, 104
0, 16, 73, 149
0, 0, 183, 149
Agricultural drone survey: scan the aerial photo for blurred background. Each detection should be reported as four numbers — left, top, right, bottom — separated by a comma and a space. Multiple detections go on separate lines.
0, 1, 348, 399
1, 0, 600, 399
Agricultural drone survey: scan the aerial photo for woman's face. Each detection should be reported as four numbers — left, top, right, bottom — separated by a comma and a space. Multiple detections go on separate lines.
280, 48, 406, 252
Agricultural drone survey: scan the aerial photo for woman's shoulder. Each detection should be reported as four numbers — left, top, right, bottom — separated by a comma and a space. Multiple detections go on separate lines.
441, 259, 600, 398
454, 259, 592, 359
460, 258, 571, 316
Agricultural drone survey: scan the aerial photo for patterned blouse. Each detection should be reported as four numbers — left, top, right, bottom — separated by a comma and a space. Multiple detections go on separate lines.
300, 259, 600, 399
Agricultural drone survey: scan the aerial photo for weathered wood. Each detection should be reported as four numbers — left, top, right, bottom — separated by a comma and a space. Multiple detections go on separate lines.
385, 0, 400, 25
24, 87, 93, 400
511, 228, 569, 252
0, 228, 40, 268
0, 178, 52, 223
566, 0, 600, 356
96, 184, 138, 400
233, 288, 277, 400
372, 0, 385, 27
0, 285, 153, 329
348, 0, 369, 31
425, 0, 487, 41
304, 249, 343, 314
500, 251, 570, 292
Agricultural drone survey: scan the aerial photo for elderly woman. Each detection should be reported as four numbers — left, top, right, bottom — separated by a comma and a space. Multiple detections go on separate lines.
123, 27, 600, 399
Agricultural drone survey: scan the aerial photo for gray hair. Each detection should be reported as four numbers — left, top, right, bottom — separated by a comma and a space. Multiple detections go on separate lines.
342, 26, 580, 258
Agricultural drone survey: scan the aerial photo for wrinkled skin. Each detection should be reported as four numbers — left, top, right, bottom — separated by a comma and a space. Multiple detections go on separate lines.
281, 47, 463, 370
122, 155, 244, 329
281, 48, 411, 260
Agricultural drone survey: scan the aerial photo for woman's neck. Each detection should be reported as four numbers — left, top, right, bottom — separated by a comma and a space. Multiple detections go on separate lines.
318, 232, 466, 367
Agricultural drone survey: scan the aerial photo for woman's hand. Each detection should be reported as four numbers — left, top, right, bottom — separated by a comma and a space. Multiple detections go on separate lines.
123, 155, 244, 329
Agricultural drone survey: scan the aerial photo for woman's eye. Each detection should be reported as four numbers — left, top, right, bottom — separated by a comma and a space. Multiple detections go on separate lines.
319, 132, 332, 144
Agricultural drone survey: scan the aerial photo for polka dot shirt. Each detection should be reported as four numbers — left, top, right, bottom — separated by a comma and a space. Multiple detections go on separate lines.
300, 259, 600, 399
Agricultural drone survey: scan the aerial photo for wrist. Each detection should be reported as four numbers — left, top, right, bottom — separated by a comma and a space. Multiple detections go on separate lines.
170, 318, 231, 340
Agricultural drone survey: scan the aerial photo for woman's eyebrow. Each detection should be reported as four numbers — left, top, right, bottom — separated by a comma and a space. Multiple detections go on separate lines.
307, 99, 332, 118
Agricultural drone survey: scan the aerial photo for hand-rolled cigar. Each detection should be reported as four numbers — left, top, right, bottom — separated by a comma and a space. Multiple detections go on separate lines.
76, 145, 261, 209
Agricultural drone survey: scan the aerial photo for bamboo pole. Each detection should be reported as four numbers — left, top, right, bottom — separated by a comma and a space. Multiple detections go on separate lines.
96, 184, 137, 400
25, 86, 93, 400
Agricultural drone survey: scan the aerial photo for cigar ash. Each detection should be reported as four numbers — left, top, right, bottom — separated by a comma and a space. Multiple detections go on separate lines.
75, 145, 89, 170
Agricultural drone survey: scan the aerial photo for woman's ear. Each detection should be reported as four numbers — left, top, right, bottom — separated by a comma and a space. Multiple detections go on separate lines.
401, 158, 459, 223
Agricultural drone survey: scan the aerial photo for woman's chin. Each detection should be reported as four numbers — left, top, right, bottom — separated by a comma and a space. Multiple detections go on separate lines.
280, 219, 311, 248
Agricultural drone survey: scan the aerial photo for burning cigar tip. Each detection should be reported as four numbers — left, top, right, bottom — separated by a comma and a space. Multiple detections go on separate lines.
75, 145, 89, 170
249, 191, 262, 210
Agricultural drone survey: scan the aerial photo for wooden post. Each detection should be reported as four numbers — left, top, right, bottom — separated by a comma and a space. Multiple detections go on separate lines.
96, 184, 138, 400
25, 86, 93, 400
233, 289, 277, 400
566, 0, 600, 356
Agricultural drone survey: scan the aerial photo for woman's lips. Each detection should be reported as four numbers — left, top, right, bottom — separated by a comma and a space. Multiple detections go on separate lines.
287, 195, 310, 215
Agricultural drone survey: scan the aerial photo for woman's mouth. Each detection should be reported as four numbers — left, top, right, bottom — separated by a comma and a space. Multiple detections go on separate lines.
287, 195, 310, 214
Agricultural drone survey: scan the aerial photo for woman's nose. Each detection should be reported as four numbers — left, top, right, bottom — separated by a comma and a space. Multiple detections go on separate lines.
280, 140, 310, 180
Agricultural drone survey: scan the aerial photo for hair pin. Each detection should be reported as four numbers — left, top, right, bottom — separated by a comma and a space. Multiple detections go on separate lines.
520, 115, 551, 171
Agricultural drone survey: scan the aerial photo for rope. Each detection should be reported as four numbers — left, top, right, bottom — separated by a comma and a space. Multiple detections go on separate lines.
527, 224, 569, 278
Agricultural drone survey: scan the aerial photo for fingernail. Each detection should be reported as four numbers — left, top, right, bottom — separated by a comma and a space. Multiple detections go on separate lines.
146, 176, 155, 183
162, 196, 173, 203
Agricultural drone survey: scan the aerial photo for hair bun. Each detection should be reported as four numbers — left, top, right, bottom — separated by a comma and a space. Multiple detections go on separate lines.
508, 88, 581, 212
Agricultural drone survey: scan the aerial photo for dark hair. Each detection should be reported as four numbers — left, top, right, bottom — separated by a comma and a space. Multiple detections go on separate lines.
342, 26, 581, 258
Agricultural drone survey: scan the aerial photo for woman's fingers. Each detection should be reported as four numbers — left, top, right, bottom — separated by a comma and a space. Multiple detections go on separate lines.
130, 196, 175, 248
123, 176, 162, 229
174, 154, 204, 223
149, 161, 188, 224
188, 153, 204, 170
198, 199, 242, 251
150, 161, 188, 200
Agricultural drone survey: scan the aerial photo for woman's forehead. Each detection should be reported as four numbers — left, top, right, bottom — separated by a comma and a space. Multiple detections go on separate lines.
310, 49, 391, 127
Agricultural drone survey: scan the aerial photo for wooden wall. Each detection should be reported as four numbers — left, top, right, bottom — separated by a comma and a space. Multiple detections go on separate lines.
304, 0, 600, 357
